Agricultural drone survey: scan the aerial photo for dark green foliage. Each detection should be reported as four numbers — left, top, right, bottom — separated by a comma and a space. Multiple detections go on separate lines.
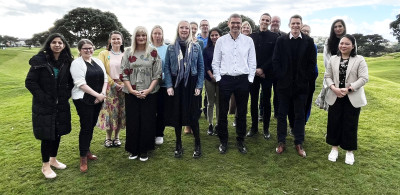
389, 14, 400, 43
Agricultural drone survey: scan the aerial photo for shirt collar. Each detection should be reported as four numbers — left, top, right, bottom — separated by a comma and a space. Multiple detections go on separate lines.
289, 32, 302, 39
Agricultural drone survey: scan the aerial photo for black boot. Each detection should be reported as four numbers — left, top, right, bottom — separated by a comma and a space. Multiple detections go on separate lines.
174, 142, 183, 158
193, 142, 202, 159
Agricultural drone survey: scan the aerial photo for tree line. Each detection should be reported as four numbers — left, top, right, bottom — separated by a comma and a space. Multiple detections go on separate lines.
2, 8, 400, 57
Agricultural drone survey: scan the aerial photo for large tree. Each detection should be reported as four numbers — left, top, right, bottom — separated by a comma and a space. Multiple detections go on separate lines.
352, 33, 388, 57
216, 15, 257, 35
29, 7, 131, 47
390, 14, 400, 43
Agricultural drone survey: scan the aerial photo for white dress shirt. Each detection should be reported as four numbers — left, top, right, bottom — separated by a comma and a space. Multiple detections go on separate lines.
212, 33, 257, 83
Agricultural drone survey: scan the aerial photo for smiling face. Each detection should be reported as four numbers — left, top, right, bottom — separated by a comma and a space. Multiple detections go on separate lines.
241, 24, 251, 36
334, 21, 345, 37
289, 18, 302, 36
152, 28, 163, 45
210, 30, 220, 45
270, 16, 281, 32
178, 21, 190, 41
301, 25, 311, 36
50, 37, 65, 54
135, 32, 147, 46
110, 33, 122, 49
259, 14, 271, 31
79, 43, 94, 59
200, 20, 209, 34
339, 37, 354, 56
229, 17, 242, 35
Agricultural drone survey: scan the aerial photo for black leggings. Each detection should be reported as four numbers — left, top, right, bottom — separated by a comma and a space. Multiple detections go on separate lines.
41, 136, 61, 162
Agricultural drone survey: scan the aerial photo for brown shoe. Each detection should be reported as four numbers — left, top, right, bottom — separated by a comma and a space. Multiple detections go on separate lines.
87, 151, 98, 160
276, 142, 286, 154
80, 157, 88, 173
295, 144, 306, 157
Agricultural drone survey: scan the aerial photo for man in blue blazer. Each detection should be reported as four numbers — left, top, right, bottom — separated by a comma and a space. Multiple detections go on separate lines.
272, 14, 316, 157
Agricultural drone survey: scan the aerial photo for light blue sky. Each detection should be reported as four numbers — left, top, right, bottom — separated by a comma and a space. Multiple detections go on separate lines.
0, 0, 399, 42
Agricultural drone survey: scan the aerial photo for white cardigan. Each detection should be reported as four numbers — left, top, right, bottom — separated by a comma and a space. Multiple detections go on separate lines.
70, 57, 108, 100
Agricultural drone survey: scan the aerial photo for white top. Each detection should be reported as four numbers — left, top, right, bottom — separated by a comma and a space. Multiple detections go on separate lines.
70, 56, 108, 100
211, 33, 257, 83
109, 53, 123, 79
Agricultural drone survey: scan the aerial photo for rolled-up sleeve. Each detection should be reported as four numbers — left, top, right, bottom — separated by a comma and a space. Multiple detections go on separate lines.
70, 59, 87, 87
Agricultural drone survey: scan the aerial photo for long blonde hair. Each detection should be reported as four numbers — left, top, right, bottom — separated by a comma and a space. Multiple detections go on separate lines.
130, 26, 152, 56
174, 20, 193, 45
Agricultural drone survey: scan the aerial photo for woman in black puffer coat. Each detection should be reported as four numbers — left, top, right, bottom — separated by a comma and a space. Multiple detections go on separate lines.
25, 33, 74, 179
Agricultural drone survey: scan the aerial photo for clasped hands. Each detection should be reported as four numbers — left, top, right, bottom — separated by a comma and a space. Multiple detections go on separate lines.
130, 89, 150, 99
167, 88, 201, 96
332, 87, 351, 98
94, 93, 106, 104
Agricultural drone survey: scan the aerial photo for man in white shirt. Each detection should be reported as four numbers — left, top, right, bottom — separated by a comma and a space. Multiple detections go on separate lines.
212, 13, 256, 154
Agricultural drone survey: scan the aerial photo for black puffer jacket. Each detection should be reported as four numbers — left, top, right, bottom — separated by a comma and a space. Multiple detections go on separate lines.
25, 52, 73, 140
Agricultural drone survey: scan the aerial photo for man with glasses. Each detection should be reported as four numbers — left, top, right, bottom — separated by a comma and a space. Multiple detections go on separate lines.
212, 13, 256, 154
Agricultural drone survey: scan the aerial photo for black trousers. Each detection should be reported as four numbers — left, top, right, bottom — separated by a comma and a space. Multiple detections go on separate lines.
125, 93, 157, 155
277, 92, 308, 145
326, 96, 360, 150
41, 135, 61, 162
272, 80, 279, 117
156, 87, 167, 137
288, 80, 317, 128
73, 100, 102, 157
217, 75, 250, 143
249, 76, 273, 132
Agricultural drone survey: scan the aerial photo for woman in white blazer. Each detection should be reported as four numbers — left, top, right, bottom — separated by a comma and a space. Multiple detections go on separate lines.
324, 34, 368, 165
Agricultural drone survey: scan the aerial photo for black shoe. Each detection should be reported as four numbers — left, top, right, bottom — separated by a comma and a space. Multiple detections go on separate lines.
207, 124, 213, 135
174, 143, 183, 158
218, 143, 227, 154
237, 141, 247, 154
246, 129, 258, 137
193, 143, 202, 159
263, 130, 271, 140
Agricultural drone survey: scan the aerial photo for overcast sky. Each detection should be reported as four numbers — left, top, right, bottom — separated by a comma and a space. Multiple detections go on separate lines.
0, 0, 399, 42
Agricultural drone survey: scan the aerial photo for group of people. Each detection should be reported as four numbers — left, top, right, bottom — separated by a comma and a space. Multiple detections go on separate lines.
25, 13, 368, 179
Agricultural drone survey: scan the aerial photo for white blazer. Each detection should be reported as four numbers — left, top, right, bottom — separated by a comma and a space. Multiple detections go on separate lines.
324, 55, 369, 108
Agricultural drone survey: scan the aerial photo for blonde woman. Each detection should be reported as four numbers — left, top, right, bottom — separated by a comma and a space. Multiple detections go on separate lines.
121, 26, 162, 161
163, 21, 204, 158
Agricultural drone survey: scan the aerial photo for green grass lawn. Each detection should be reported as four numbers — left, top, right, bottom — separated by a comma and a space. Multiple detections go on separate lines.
1, 47, 399, 194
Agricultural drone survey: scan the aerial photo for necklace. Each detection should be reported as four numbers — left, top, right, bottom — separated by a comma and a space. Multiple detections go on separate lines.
111, 49, 122, 55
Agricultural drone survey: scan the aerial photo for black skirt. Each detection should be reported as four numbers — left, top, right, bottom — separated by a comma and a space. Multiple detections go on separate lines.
163, 75, 202, 127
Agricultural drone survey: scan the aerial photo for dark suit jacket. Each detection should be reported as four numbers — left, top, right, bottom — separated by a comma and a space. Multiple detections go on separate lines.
272, 32, 316, 95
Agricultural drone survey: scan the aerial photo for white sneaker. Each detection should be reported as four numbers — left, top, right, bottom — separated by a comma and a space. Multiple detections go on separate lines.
155, 137, 164, 145
50, 160, 67, 170
328, 149, 338, 162
345, 152, 355, 165
128, 154, 138, 160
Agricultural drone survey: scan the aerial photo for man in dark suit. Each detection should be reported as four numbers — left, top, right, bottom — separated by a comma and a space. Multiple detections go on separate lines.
272, 14, 316, 157
247, 13, 279, 140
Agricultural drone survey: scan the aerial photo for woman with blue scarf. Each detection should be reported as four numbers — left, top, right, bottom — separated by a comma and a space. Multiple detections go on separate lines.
164, 20, 205, 159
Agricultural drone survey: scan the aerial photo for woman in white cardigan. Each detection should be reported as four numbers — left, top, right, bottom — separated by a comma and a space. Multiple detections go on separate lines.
324, 34, 368, 165
70, 39, 108, 172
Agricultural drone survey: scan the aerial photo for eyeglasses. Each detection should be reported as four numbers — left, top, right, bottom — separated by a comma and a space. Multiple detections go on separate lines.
81, 47, 93, 51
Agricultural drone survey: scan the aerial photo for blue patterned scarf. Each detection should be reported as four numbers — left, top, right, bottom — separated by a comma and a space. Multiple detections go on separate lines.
174, 38, 194, 88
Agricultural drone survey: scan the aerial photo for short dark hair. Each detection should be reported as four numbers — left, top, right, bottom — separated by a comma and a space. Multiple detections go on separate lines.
338, 34, 357, 57
228, 13, 242, 22
261, 13, 271, 19
289, 14, 302, 25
